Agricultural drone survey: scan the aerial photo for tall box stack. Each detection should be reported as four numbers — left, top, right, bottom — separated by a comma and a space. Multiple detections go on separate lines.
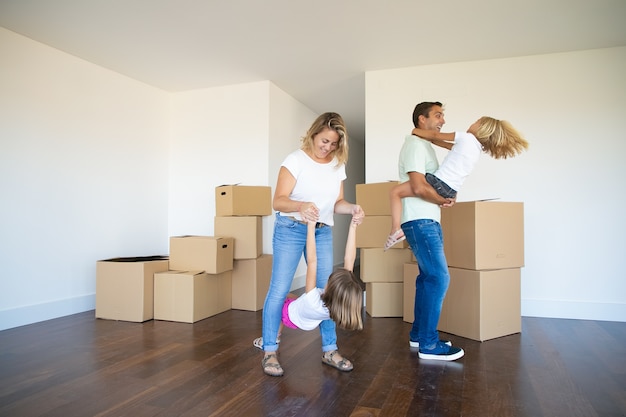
438, 201, 524, 341
214, 184, 273, 311
356, 182, 411, 317
155, 236, 234, 323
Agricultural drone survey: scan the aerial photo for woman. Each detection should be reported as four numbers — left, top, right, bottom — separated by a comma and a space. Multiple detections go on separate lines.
259, 112, 364, 377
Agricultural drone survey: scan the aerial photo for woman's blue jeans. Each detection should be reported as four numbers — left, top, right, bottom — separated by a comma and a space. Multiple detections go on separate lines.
262, 213, 336, 352
402, 219, 450, 350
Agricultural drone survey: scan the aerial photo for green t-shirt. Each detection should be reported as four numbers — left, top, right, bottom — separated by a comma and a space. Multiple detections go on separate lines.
398, 135, 441, 223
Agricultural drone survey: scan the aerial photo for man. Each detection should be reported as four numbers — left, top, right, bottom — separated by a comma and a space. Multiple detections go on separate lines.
398, 101, 464, 361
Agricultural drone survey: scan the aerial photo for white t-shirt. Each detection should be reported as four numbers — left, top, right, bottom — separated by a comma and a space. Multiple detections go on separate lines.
434, 131, 483, 192
288, 288, 329, 330
279, 149, 346, 226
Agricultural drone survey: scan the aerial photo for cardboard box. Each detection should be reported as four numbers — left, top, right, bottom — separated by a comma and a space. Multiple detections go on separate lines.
356, 215, 408, 249
96, 256, 169, 322
442, 201, 524, 270
438, 267, 521, 342
365, 282, 403, 317
214, 216, 262, 260
169, 236, 233, 274
154, 270, 232, 323
355, 181, 398, 216
215, 185, 272, 216
360, 248, 413, 283
403, 262, 419, 323
231, 254, 272, 311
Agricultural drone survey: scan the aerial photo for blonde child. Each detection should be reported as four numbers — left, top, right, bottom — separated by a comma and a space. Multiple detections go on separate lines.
254, 216, 363, 376
385, 116, 529, 250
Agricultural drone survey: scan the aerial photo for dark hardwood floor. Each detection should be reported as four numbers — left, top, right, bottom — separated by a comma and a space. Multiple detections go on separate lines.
1, 307, 625, 417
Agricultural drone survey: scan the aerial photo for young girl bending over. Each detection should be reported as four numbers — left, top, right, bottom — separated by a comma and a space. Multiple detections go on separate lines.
385, 116, 529, 250
254, 216, 363, 375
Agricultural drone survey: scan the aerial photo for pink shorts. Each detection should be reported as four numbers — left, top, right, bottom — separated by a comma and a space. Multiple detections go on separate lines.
281, 298, 298, 329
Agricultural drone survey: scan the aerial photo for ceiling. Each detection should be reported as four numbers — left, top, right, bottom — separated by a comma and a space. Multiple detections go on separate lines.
1, 0, 625, 141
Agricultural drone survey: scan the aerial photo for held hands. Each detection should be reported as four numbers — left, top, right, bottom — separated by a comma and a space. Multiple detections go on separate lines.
299, 202, 320, 222
351, 204, 364, 225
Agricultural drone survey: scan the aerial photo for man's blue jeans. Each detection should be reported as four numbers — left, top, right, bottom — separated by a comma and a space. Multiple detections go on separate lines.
402, 219, 450, 350
262, 213, 336, 352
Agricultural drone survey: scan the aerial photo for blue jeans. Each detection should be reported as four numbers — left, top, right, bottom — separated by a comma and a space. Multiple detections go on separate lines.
402, 219, 450, 350
262, 213, 336, 352
425, 173, 457, 199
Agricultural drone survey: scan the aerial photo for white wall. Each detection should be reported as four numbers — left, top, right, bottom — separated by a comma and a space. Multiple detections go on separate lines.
0, 27, 365, 331
169, 81, 272, 237
365, 47, 626, 322
0, 28, 170, 330
169, 81, 324, 290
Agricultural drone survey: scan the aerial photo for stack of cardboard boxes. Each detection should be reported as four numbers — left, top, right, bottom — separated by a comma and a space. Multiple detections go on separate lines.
439, 201, 524, 341
356, 182, 413, 317
213, 185, 273, 312
155, 235, 234, 323
403, 200, 524, 342
95, 184, 272, 324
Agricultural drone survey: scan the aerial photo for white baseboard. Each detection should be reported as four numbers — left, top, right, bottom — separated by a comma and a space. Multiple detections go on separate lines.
522, 299, 626, 322
0, 294, 95, 331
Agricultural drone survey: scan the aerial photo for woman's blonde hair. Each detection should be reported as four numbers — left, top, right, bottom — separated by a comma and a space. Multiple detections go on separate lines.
475, 117, 529, 159
301, 112, 349, 166
322, 268, 363, 331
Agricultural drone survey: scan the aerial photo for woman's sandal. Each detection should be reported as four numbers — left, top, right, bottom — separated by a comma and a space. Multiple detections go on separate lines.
262, 353, 284, 377
322, 350, 353, 372
384, 229, 406, 251
253, 336, 281, 350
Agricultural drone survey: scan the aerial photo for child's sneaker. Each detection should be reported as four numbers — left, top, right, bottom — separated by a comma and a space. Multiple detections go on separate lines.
418, 341, 464, 361
409, 339, 452, 348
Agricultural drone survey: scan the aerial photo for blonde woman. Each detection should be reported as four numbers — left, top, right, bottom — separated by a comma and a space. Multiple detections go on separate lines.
259, 112, 365, 376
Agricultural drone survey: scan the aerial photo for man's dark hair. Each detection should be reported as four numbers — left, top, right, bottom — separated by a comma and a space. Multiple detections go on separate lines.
412, 102, 443, 128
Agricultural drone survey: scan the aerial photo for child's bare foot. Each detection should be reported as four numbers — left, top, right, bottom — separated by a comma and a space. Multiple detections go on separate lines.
384, 229, 405, 251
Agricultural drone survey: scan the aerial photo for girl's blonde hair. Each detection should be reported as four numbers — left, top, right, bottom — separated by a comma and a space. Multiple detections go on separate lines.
322, 269, 363, 331
475, 117, 529, 159
301, 112, 349, 166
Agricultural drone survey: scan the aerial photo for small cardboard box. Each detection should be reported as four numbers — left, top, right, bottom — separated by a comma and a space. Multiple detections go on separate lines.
169, 236, 233, 274
215, 185, 272, 216
154, 270, 232, 323
365, 282, 403, 317
360, 248, 413, 283
214, 216, 262, 260
96, 256, 169, 322
441, 201, 524, 270
231, 254, 272, 311
355, 181, 398, 216
438, 267, 521, 342
356, 215, 408, 249
403, 262, 419, 323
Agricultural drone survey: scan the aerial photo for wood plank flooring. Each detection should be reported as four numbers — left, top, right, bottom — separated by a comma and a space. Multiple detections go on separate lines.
1, 308, 625, 417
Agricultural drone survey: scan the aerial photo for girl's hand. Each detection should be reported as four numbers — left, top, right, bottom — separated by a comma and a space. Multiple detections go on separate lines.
299, 202, 319, 222
351, 204, 364, 225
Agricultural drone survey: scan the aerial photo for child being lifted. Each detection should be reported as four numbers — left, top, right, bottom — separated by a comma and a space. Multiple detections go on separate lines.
385, 116, 529, 250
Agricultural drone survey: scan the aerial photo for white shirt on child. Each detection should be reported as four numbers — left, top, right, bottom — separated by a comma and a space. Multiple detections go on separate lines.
288, 288, 330, 330
434, 131, 483, 192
